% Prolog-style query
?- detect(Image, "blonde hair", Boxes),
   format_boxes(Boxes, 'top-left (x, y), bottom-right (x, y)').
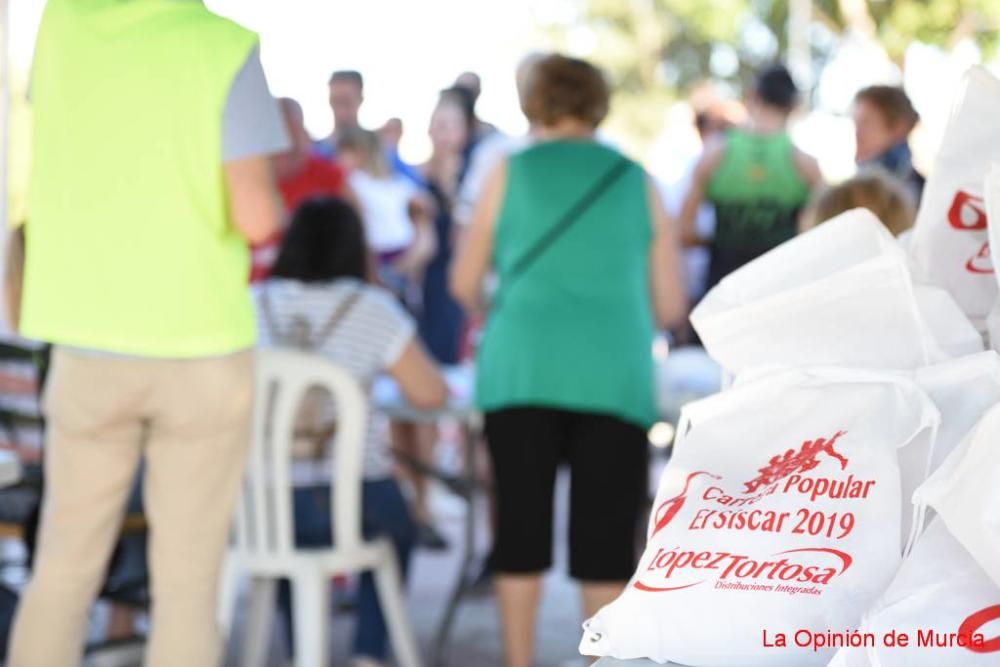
top-left (802, 170), bottom-right (916, 237)
top-left (335, 127), bottom-right (389, 178)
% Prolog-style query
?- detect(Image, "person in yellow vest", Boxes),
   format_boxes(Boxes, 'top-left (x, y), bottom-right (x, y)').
top-left (9, 2), bottom-right (288, 665)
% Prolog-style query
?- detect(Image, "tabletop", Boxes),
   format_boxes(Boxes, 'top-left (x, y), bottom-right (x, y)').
top-left (371, 348), bottom-right (722, 424)
top-left (595, 659), bottom-right (688, 666)
top-left (371, 364), bottom-right (477, 422)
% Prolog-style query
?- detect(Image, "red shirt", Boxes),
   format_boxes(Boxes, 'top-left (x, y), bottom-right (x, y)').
top-left (250, 156), bottom-right (347, 283)
top-left (278, 155), bottom-right (347, 211)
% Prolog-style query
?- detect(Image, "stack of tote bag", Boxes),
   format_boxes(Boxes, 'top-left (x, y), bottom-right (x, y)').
top-left (580, 66), bottom-right (1000, 666)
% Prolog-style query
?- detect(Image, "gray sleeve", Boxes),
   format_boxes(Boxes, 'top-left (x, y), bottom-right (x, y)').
top-left (222, 47), bottom-right (290, 162)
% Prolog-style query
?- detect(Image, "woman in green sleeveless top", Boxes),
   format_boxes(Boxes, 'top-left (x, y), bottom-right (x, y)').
top-left (451, 54), bottom-right (685, 667)
top-left (680, 64), bottom-right (822, 290)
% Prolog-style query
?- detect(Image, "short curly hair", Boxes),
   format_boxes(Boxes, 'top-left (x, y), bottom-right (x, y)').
top-left (520, 54), bottom-right (610, 129)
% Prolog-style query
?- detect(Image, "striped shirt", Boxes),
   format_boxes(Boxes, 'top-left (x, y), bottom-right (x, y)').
top-left (253, 278), bottom-right (414, 480)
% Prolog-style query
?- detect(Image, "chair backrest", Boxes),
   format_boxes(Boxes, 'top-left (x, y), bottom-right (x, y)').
top-left (232, 348), bottom-right (368, 559)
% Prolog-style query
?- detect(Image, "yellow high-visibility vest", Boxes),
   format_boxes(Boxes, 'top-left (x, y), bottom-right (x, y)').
top-left (23, 0), bottom-right (258, 357)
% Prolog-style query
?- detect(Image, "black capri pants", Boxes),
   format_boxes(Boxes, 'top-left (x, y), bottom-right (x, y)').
top-left (484, 406), bottom-right (649, 581)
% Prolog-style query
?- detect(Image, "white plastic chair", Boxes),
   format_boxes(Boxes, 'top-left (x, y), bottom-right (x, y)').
top-left (218, 349), bottom-right (422, 667)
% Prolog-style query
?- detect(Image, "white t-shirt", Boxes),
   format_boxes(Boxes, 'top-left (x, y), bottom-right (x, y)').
top-left (348, 170), bottom-right (419, 254)
top-left (455, 131), bottom-right (529, 226)
top-left (253, 278), bottom-right (415, 480)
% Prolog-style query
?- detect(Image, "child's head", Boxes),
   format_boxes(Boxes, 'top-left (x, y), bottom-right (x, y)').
top-left (270, 197), bottom-right (369, 283)
top-left (335, 127), bottom-right (389, 178)
top-left (801, 169), bottom-right (916, 237)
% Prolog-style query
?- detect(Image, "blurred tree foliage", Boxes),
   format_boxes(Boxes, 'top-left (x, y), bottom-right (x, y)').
top-left (539, 0), bottom-right (999, 156)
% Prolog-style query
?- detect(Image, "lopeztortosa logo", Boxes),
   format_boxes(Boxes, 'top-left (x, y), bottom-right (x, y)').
top-left (634, 546), bottom-right (853, 594)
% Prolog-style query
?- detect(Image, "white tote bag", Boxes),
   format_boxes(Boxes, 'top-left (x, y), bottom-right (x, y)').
top-left (907, 67), bottom-right (1000, 330)
top-left (691, 210), bottom-right (935, 376)
top-left (986, 165), bottom-right (1000, 350)
top-left (828, 518), bottom-right (1000, 667)
top-left (914, 404), bottom-right (1000, 589)
top-left (581, 368), bottom-right (939, 667)
top-left (897, 352), bottom-right (1000, 535)
top-left (913, 285), bottom-right (984, 359)
top-left (988, 300), bottom-right (1000, 353)
top-left (913, 351), bottom-right (1000, 476)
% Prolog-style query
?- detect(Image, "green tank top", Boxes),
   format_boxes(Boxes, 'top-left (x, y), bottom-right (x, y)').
top-left (22, 0), bottom-right (258, 357)
top-left (704, 129), bottom-right (810, 288)
top-left (475, 140), bottom-right (657, 428)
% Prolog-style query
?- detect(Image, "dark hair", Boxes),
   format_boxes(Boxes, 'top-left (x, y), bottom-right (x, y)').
top-left (754, 64), bottom-right (799, 111)
top-left (270, 197), bottom-right (368, 283)
top-left (854, 85), bottom-right (919, 131)
top-left (520, 54), bottom-right (610, 128)
top-left (438, 86), bottom-right (476, 135)
top-left (329, 69), bottom-right (364, 91)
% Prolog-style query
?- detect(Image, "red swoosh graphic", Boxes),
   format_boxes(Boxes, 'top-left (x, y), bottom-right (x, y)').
top-left (633, 580), bottom-right (704, 593)
top-left (774, 547), bottom-right (853, 575)
top-left (959, 604), bottom-right (1000, 653)
top-left (965, 257), bottom-right (995, 274)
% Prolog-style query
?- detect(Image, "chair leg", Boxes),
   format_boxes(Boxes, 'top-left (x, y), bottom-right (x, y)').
top-left (373, 546), bottom-right (423, 667)
top-left (216, 554), bottom-right (240, 636)
top-left (292, 572), bottom-right (329, 667)
top-left (242, 577), bottom-right (277, 667)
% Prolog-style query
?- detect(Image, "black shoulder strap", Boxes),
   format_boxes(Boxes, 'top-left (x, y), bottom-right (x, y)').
top-left (261, 283), bottom-right (363, 351)
top-left (310, 286), bottom-right (364, 349)
top-left (500, 156), bottom-right (632, 299)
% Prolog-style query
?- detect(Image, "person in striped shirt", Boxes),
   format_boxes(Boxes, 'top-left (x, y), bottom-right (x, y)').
top-left (254, 197), bottom-right (447, 667)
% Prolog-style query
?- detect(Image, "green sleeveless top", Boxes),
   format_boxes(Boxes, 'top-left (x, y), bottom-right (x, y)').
top-left (475, 140), bottom-right (656, 428)
top-left (22, 0), bottom-right (258, 357)
top-left (704, 128), bottom-right (810, 288)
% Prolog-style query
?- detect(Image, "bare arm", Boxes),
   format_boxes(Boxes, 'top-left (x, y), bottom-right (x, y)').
top-left (393, 192), bottom-right (438, 279)
top-left (223, 155), bottom-right (283, 244)
top-left (647, 178), bottom-right (688, 329)
top-left (388, 338), bottom-right (449, 410)
top-left (792, 149), bottom-right (824, 233)
top-left (449, 160), bottom-right (507, 313)
top-left (678, 138), bottom-right (725, 247)
top-left (793, 148), bottom-right (824, 190)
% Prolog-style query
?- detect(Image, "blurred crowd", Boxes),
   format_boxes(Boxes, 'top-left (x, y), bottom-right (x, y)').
top-left (5, 3), bottom-right (935, 667)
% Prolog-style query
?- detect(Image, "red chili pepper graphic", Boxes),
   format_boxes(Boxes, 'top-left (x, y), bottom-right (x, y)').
top-left (651, 471), bottom-right (720, 537)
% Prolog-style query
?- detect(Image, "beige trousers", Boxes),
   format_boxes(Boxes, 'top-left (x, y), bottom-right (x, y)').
top-left (8, 347), bottom-right (254, 667)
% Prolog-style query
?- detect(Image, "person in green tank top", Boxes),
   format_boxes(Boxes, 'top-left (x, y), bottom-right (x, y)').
top-left (451, 54), bottom-right (685, 667)
top-left (680, 64), bottom-right (823, 290)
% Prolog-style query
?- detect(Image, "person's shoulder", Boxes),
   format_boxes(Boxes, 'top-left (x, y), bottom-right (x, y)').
top-left (173, 2), bottom-right (257, 43)
top-left (392, 172), bottom-right (424, 195)
top-left (254, 278), bottom-right (306, 303)
top-left (690, 134), bottom-right (728, 182)
top-left (353, 284), bottom-right (416, 329)
top-left (347, 168), bottom-right (373, 188)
